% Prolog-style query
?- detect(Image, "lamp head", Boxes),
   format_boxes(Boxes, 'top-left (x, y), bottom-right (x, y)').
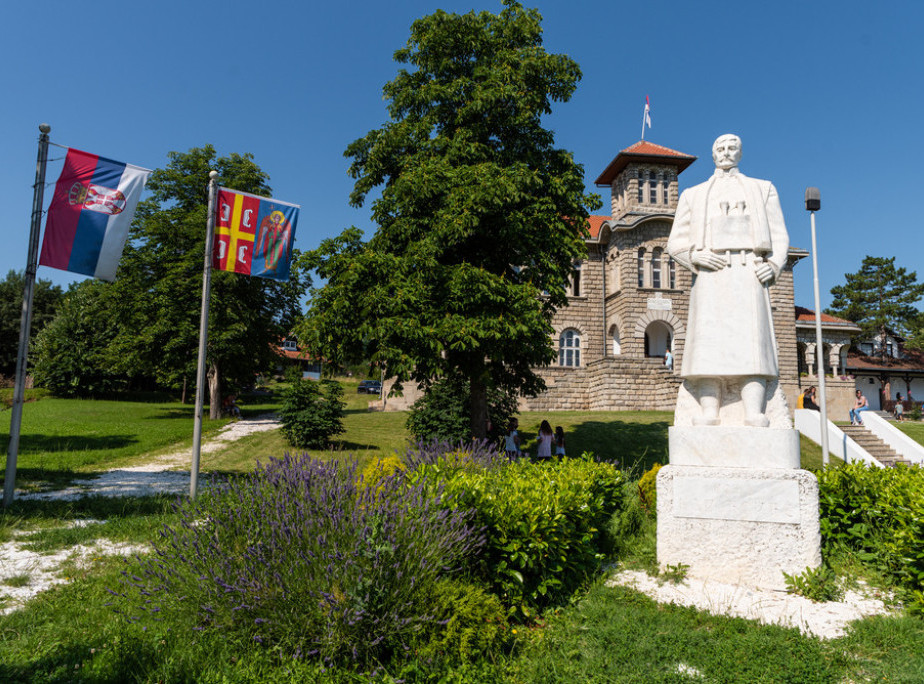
top-left (805, 187), bottom-right (821, 212)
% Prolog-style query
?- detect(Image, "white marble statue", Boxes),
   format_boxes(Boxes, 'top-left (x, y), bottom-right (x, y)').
top-left (667, 134), bottom-right (789, 427)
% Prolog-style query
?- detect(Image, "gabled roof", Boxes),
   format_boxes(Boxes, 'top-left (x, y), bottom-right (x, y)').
top-left (595, 141), bottom-right (697, 186)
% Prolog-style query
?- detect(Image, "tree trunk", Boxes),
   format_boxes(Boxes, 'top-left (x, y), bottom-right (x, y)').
top-left (469, 369), bottom-right (488, 441)
top-left (181, 376), bottom-right (187, 405)
top-left (208, 362), bottom-right (221, 420)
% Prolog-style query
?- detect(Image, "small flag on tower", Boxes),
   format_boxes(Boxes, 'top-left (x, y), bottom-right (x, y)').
top-left (213, 188), bottom-right (299, 281)
top-left (641, 95), bottom-right (652, 140)
top-left (39, 148), bottom-right (150, 281)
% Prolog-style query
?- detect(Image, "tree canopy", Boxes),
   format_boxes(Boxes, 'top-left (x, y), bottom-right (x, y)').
top-left (826, 256), bottom-right (924, 359)
top-left (298, 1), bottom-right (598, 438)
top-left (0, 270), bottom-right (62, 377)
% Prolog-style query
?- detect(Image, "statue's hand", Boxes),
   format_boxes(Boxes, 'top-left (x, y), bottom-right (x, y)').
top-left (755, 261), bottom-right (776, 284)
top-left (691, 250), bottom-right (727, 271)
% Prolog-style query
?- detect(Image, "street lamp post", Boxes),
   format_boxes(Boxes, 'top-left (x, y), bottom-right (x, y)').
top-left (806, 187), bottom-right (829, 466)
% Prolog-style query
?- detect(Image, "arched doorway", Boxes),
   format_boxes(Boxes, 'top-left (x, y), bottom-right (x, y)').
top-left (645, 320), bottom-right (673, 359)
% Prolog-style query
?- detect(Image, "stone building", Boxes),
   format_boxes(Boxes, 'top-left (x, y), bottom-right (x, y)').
top-left (521, 140), bottom-right (808, 412)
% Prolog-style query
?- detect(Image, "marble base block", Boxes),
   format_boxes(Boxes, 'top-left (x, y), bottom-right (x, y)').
top-left (669, 426), bottom-right (801, 469)
top-left (656, 464), bottom-right (821, 590)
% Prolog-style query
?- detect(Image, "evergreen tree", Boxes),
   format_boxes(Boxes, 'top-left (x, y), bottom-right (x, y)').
top-left (826, 256), bottom-right (924, 360)
top-left (299, 1), bottom-right (598, 439)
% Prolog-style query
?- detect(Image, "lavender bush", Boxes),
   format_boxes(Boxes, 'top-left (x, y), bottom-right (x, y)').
top-left (114, 453), bottom-right (483, 667)
top-left (402, 438), bottom-right (508, 473)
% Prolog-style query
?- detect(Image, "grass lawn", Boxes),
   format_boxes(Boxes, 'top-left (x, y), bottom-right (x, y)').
top-left (896, 420), bottom-right (924, 447)
top-left (0, 397), bottom-right (238, 491)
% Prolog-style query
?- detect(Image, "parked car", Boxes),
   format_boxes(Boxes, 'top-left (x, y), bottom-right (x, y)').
top-left (357, 380), bottom-right (382, 395)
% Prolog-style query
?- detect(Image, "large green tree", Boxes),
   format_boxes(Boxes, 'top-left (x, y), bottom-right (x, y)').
top-left (826, 256), bottom-right (924, 360)
top-left (298, 1), bottom-right (598, 438)
top-left (32, 280), bottom-right (125, 396)
top-left (101, 146), bottom-right (304, 414)
top-left (0, 270), bottom-right (63, 377)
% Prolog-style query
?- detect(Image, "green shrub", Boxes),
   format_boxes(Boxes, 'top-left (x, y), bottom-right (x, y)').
top-left (413, 578), bottom-right (508, 665)
top-left (783, 564), bottom-right (843, 602)
top-left (406, 376), bottom-right (518, 444)
top-left (637, 463), bottom-right (662, 513)
top-left (278, 378), bottom-right (345, 448)
top-left (359, 454), bottom-right (405, 491)
top-left (817, 463), bottom-right (924, 610)
top-left (408, 453), bottom-right (626, 619)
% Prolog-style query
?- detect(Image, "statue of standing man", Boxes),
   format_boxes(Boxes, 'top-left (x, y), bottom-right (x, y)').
top-left (667, 134), bottom-right (789, 427)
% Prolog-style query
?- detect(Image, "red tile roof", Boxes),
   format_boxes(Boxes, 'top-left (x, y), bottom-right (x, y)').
top-left (793, 306), bottom-right (860, 327)
top-left (595, 140), bottom-right (697, 186)
top-left (587, 215), bottom-right (608, 239)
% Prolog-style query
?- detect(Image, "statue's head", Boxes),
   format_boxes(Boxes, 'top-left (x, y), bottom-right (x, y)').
top-left (712, 134), bottom-right (742, 170)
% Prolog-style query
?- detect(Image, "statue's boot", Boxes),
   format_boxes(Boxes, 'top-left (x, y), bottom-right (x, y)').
top-left (742, 377), bottom-right (770, 428)
top-left (693, 379), bottom-right (720, 426)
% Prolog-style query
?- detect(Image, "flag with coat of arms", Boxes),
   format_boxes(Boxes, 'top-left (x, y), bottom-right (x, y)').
top-left (213, 188), bottom-right (299, 281)
top-left (39, 148), bottom-right (150, 281)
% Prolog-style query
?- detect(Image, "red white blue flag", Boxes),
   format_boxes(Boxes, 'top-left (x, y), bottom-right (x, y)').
top-left (39, 148), bottom-right (150, 281)
top-left (213, 187), bottom-right (299, 282)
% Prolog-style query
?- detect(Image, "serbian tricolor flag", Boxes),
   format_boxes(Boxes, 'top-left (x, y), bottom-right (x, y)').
top-left (39, 148), bottom-right (150, 281)
top-left (213, 188), bottom-right (299, 282)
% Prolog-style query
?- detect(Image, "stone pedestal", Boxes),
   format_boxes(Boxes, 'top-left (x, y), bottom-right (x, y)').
top-left (656, 426), bottom-right (821, 590)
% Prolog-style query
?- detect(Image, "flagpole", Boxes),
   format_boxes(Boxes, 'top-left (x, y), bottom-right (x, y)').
top-left (190, 171), bottom-right (219, 499)
top-left (4, 124), bottom-right (52, 508)
top-left (641, 107), bottom-right (647, 141)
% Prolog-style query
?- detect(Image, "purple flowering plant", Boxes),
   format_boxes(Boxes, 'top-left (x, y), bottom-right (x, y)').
top-left (113, 451), bottom-right (483, 667)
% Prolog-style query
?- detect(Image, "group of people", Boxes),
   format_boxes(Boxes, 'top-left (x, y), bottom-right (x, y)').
top-left (798, 386), bottom-right (820, 411)
top-left (504, 418), bottom-right (565, 461)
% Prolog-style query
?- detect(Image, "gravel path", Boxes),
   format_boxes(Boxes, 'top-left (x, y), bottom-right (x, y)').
top-left (1, 414), bottom-right (282, 612)
top-left (608, 569), bottom-right (896, 640)
top-left (15, 412), bottom-right (281, 501)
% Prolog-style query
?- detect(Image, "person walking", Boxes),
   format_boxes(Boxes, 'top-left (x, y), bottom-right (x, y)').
top-left (849, 389), bottom-right (869, 425)
top-left (664, 350), bottom-right (673, 371)
top-left (537, 420), bottom-right (554, 459)
top-left (554, 426), bottom-right (566, 456)
top-left (895, 393), bottom-right (905, 422)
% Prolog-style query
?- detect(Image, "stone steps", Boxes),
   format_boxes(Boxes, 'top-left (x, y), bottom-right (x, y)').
top-left (840, 424), bottom-right (911, 467)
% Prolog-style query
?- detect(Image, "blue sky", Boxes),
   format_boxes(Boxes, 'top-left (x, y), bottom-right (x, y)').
top-left (1, 0), bottom-right (921, 312)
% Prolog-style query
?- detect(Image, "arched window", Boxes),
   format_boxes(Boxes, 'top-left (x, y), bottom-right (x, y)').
top-left (559, 329), bottom-right (581, 367)
top-left (668, 256), bottom-right (676, 289)
top-left (651, 248), bottom-right (663, 289)
top-left (610, 324), bottom-right (621, 355)
top-left (637, 248), bottom-right (646, 287)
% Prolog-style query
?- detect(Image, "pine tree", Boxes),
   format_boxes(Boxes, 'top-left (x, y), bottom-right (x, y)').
top-left (826, 256), bottom-right (924, 360)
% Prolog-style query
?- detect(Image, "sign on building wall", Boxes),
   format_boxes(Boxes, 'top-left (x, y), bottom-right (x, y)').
top-left (647, 297), bottom-right (673, 311)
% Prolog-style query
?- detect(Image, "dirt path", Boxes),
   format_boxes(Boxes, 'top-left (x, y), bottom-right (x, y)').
top-left (16, 412), bottom-right (282, 501)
